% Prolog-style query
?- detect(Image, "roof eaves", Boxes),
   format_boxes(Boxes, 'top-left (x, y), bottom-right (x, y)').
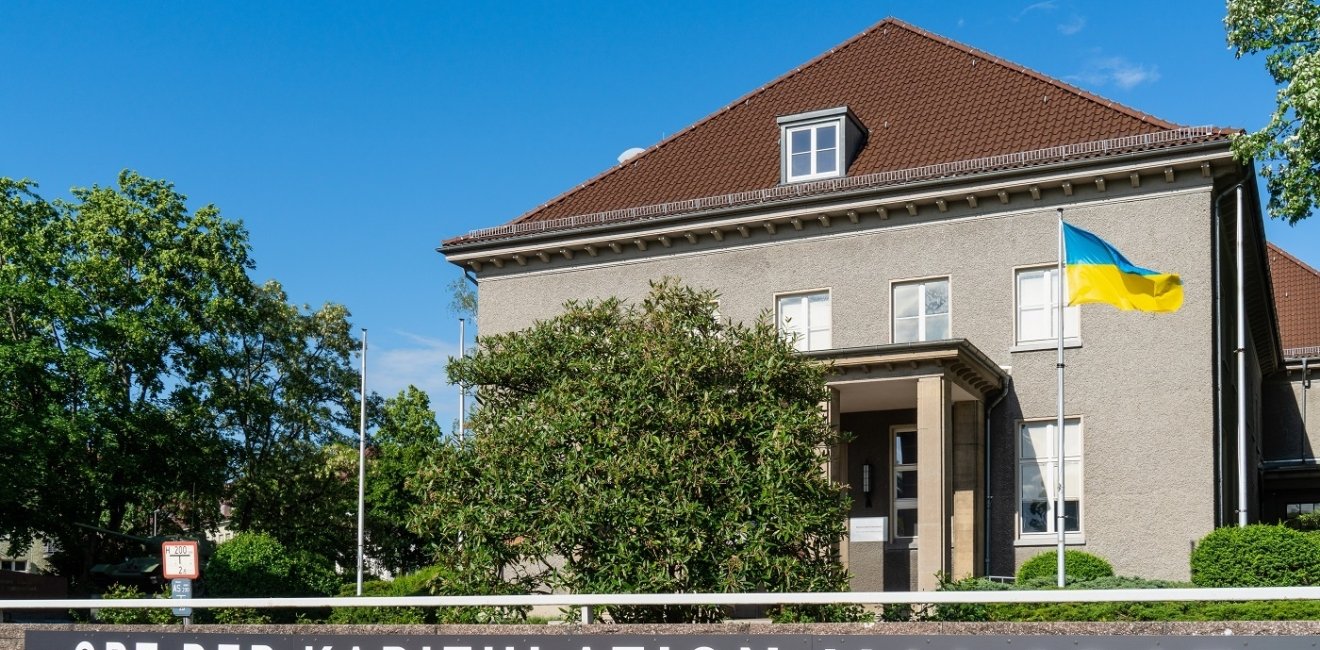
top-left (442, 128), bottom-right (1233, 249)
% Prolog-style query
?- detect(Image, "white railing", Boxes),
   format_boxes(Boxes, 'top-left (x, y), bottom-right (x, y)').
top-left (1286, 346), bottom-right (1320, 360)
top-left (4, 587), bottom-right (1320, 610)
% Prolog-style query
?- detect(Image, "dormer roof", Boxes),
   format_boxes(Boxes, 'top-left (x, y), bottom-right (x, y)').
top-left (446, 17), bottom-right (1232, 247)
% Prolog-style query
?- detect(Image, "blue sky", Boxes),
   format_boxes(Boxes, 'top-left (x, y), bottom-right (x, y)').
top-left (4, 1), bottom-right (1316, 430)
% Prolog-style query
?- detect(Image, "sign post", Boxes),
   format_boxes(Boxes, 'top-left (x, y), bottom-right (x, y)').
top-left (161, 541), bottom-right (199, 624)
top-left (168, 578), bottom-right (192, 620)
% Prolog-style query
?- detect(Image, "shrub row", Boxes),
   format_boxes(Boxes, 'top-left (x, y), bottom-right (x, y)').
top-left (94, 524), bottom-right (1320, 624)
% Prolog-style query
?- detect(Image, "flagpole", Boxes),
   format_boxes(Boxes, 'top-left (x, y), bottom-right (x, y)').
top-left (356, 328), bottom-right (367, 596)
top-left (1056, 207), bottom-right (1066, 588)
top-left (458, 317), bottom-right (466, 443)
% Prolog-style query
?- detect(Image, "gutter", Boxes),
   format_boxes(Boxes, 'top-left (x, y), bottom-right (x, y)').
top-left (1212, 180), bottom-right (1244, 528)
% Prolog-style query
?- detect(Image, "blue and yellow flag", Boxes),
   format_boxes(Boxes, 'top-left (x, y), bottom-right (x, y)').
top-left (1063, 222), bottom-right (1183, 312)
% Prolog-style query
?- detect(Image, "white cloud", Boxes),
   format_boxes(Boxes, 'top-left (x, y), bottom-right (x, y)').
top-left (1068, 56), bottom-right (1161, 90)
top-left (1022, 1), bottom-right (1057, 13)
top-left (1057, 15), bottom-right (1086, 35)
top-left (369, 331), bottom-right (460, 410)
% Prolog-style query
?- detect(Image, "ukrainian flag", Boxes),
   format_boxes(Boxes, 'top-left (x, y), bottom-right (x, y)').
top-left (1063, 222), bottom-right (1183, 312)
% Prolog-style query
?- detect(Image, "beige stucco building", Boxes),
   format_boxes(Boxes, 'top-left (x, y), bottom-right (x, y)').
top-left (441, 18), bottom-right (1301, 590)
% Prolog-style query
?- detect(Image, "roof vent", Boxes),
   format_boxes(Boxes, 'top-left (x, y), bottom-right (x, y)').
top-left (617, 147), bottom-right (646, 164)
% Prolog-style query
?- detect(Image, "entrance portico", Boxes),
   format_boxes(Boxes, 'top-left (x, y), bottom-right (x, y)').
top-left (807, 340), bottom-right (1007, 591)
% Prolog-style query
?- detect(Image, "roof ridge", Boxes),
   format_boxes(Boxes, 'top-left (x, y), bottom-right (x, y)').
top-left (1269, 242), bottom-right (1320, 282)
top-left (883, 17), bottom-right (1180, 131)
top-left (508, 17), bottom-right (902, 226)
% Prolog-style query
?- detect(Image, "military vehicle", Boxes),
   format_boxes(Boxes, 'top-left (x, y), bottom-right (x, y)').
top-left (75, 523), bottom-right (214, 590)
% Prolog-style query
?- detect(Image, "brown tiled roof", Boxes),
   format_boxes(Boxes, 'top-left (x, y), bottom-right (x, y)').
top-left (1268, 243), bottom-right (1320, 356)
top-left (450, 17), bottom-right (1231, 246)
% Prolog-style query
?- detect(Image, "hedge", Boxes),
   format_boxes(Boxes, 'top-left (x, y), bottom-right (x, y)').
top-left (1016, 550), bottom-right (1114, 584)
top-left (1190, 524), bottom-right (1320, 587)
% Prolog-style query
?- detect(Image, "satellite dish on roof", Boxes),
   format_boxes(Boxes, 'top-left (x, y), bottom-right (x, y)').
top-left (617, 147), bottom-right (646, 164)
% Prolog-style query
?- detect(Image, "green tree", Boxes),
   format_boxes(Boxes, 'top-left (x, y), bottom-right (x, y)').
top-left (412, 280), bottom-right (852, 623)
top-left (367, 386), bottom-right (442, 575)
top-left (1227, 0), bottom-right (1320, 223)
top-left (0, 172), bottom-right (370, 587)
top-left (447, 276), bottom-right (477, 320)
top-left (0, 172), bottom-right (248, 585)
top-left (195, 279), bottom-right (367, 565)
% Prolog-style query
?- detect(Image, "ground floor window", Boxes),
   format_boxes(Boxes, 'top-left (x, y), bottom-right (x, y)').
top-left (1287, 502), bottom-right (1320, 519)
top-left (1018, 417), bottom-right (1082, 536)
top-left (893, 426), bottom-right (917, 538)
top-left (0, 559), bottom-right (28, 572)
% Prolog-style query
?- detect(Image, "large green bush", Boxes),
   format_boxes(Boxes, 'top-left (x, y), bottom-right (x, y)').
top-left (417, 281), bottom-right (854, 623)
top-left (203, 532), bottom-right (343, 623)
top-left (1191, 524), bottom-right (1320, 587)
top-left (1016, 550), bottom-right (1114, 584)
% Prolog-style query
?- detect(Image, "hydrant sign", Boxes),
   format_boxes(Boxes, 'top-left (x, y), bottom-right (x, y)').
top-left (160, 540), bottom-right (199, 579)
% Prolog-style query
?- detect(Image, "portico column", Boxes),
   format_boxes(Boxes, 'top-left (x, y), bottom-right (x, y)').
top-left (916, 375), bottom-right (952, 590)
top-left (951, 399), bottom-right (985, 579)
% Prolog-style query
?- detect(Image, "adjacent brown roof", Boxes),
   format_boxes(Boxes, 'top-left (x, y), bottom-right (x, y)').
top-left (448, 17), bottom-right (1231, 247)
top-left (1268, 243), bottom-right (1320, 356)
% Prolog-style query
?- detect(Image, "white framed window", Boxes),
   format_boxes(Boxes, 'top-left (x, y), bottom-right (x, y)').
top-left (778, 106), bottom-right (864, 184)
top-left (892, 426), bottom-right (918, 539)
top-left (784, 121), bottom-right (841, 182)
top-left (1016, 267), bottom-right (1080, 344)
top-left (892, 278), bottom-right (950, 343)
top-left (776, 291), bottom-right (831, 351)
top-left (1018, 418), bottom-right (1082, 537)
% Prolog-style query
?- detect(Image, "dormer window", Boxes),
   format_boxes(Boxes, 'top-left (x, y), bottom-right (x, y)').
top-left (777, 106), bottom-right (866, 184)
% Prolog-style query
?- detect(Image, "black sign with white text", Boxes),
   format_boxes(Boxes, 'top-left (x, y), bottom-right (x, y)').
top-left (22, 631), bottom-right (1318, 650)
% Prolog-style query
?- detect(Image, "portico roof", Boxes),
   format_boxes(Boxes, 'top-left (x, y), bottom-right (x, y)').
top-left (803, 339), bottom-right (1007, 404)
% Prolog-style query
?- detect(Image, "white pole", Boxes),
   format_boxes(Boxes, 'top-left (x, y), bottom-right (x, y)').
top-left (1056, 207), bottom-right (1067, 587)
top-left (458, 318), bottom-right (466, 443)
top-left (1236, 186), bottom-right (1248, 527)
top-left (356, 328), bottom-right (367, 595)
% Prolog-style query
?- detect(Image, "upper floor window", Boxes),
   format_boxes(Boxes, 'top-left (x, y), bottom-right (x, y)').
top-left (1016, 267), bottom-right (1079, 345)
top-left (777, 107), bottom-right (866, 184)
top-left (893, 278), bottom-right (950, 343)
top-left (777, 291), bottom-right (831, 352)
top-left (786, 123), bottom-right (839, 182)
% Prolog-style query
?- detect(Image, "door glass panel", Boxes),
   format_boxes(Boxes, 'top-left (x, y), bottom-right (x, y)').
top-left (895, 430), bottom-right (917, 465)
top-left (895, 508), bottom-right (918, 538)
top-left (894, 470), bottom-right (918, 500)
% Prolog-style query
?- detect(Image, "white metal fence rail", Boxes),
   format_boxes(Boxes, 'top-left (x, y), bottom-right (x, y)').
top-left (5, 587), bottom-right (1320, 610)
